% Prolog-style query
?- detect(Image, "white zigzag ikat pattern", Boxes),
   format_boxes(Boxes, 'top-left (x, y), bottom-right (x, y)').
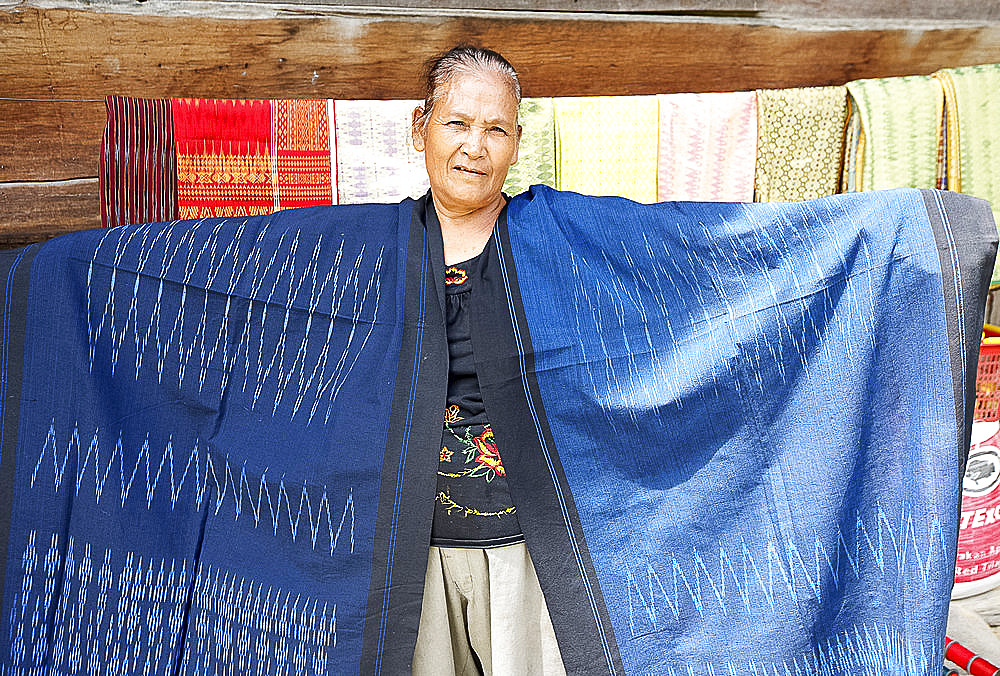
top-left (623, 506), bottom-right (950, 650)
top-left (31, 423), bottom-right (356, 556)
top-left (85, 218), bottom-right (384, 425)
top-left (10, 531), bottom-right (337, 675)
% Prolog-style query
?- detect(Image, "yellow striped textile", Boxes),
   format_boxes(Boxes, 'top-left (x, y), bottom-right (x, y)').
top-left (935, 64), bottom-right (1000, 281)
top-left (554, 96), bottom-right (659, 203)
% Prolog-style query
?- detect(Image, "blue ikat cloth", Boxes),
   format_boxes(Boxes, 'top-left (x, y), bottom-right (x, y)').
top-left (0, 187), bottom-right (993, 675)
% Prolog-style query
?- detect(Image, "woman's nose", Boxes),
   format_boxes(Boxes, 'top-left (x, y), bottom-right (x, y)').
top-left (461, 128), bottom-right (486, 157)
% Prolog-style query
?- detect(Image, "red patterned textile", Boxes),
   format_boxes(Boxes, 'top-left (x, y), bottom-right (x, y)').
top-left (100, 96), bottom-right (178, 228)
top-left (172, 98), bottom-right (336, 219)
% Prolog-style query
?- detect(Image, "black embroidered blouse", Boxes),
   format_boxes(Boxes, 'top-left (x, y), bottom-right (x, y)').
top-left (429, 240), bottom-right (524, 548)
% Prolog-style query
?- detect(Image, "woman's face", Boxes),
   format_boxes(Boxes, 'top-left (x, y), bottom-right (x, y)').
top-left (412, 70), bottom-right (521, 216)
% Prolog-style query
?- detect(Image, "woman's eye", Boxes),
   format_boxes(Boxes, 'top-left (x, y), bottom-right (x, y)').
top-left (447, 120), bottom-right (467, 127)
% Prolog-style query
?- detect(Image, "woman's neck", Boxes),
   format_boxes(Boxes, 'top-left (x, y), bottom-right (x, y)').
top-left (435, 194), bottom-right (506, 265)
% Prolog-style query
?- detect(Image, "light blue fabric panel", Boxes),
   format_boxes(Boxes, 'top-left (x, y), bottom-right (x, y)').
top-left (506, 186), bottom-right (957, 674)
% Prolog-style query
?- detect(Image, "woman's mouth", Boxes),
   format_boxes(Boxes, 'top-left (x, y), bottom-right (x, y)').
top-left (454, 165), bottom-right (487, 176)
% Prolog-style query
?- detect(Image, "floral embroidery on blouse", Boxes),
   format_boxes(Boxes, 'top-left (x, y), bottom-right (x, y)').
top-left (434, 409), bottom-right (520, 533)
top-left (440, 422), bottom-right (506, 483)
top-left (445, 266), bottom-right (468, 286)
top-left (436, 487), bottom-right (517, 519)
top-left (472, 428), bottom-right (505, 478)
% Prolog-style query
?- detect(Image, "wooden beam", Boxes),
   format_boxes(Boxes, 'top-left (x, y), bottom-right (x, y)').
top-left (31, 0), bottom-right (1000, 21)
top-left (252, 0), bottom-right (1000, 20)
top-left (0, 100), bottom-right (105, 183)
top-left (2, 7), bottom-right (999, 101)
top-left (3, 4), bottom-right (999, 249)
top-left (0, 180), bottom-right (101, 249)
top-left (259, 0), bottom-right (762, 13)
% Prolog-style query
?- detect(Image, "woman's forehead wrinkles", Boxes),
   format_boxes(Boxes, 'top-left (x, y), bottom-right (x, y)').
top-left (433, 102), bottom-right (517, 128)
top-left (435, 76), bottom-right (518, 116)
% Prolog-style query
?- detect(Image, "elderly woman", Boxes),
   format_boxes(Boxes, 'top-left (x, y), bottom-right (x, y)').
top-left (409, 46), bottom-right (566, 675)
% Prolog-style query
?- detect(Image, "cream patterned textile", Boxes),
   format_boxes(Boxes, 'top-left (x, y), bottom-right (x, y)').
top-left (335, 99), bottom-right (430, 203)
top-left (656, 91), bottom-right (757, 202)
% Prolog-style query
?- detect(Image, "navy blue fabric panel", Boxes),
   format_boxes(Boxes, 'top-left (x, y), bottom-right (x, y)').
top-left (920, 190), bottom-right (998, 475)
top-left (504, 186), bottom-right (967, 674)
top-left (1, 203), bottom-right (409, 674)
top-left (361, 194), bottom-right (448, 675)
top-left (475, 212), bottom-right (625, 675)
top-left (0, 245), bottom-right (40, 609)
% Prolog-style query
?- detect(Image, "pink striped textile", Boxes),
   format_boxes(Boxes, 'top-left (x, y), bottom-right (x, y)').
top-left (656, 91), bottom-right (757, 202)
top-left (100, 96), bottom-right (178, 228)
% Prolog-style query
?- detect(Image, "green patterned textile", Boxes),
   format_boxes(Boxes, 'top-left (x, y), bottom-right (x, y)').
top-left (845, 75), bottom-right (942, 191)
top-left (504, 97), bottom-right (556, 196)
top-left (936, 64), bottom-right (1000, 281)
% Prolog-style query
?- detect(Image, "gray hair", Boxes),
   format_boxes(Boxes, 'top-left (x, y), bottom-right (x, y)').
top-left (415, 45), bottom-right (521, 131)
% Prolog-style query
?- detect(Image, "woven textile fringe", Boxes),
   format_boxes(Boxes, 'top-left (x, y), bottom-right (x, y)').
top-left (172, 98), bottom-right (335, 219)
top-left (754, 86), bottom-right (847, 202)
top-left (934, 74), bottom-right (955, 192)
top-left (100, 96), bottom-right (178, 228)
top-left (503, 98), bottom-right (556, 197)
top-left (935, 63), bottom-right (1000, 281)
top-left (656, 91), bottom-right (757, 202)
top-left (334, 99), bottom-right (429, 203)
top-left (843, 76), bottom-right (943, 191)
top-left (554, 96), bottom-right (659, 203)
top-left (840, 97), bottom-right (866, 194)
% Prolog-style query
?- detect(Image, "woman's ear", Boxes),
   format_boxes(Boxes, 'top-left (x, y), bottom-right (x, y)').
top-left (511, 124), bottom-right (523, 165)
top-left (412, 107), bottom-right (426, 152)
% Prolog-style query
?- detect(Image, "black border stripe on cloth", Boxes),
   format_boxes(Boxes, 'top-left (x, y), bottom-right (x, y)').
top-left (473, 209), bottom-right (625, 676)
top-left (0, 244), bottom-right (40, 605)
top-left (920, 189), bottom-right (997, 479)
top-left (362, 196), bottom-right (448, 675)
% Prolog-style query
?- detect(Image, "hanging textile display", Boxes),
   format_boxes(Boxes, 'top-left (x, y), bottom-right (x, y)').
top-left (100, 95), bottom-right (178, 228)
top-left (656, 91), bottom-right (757, 202)
top-left (172, 98), bottom-right (336, 218)
top-left (753, 86), bottom-right (847, 202)
top-left (843, 75), bottom-right (943, 192)
top-left (334, 99), bottom-right (430, 203)
top-left (503, 97), bottom-right (556, 196)
top-left (0, 185), bottom-right (993, 674)
top-left (934, 64), bottom-right (1000, 281)
top-left (554, 96), bottom-right (659, 203)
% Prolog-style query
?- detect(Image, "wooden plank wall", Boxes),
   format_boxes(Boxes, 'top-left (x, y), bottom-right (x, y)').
top-left (2, 0), bottom-right (1000, 249)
